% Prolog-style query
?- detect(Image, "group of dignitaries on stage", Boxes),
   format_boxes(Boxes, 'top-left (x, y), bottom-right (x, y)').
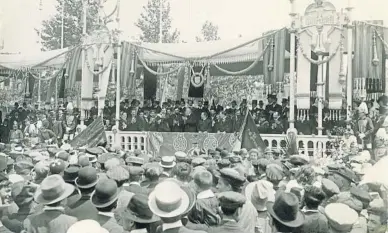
top-left (113, 94), bottom-right (289, 134)
top-left (0, 143), bottom-right (386, 233)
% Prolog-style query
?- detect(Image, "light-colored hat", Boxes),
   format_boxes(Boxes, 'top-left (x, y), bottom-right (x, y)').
top-left (358, 102), bottom-right (368, 114)
top-left (148, 181), bottom-right (189, 218)
top-left (159, 156), bottom-right (176, 169)
top-left (34, 175), bottom-right (75, 205)
top-left (8, 174), bottom-right (24, 184)
top-left (325, 203), bottom-right (358, 232)
top-left (67, 220), bottom-right (108, 233)
top-left (245, 180), bottom-right (275, 211)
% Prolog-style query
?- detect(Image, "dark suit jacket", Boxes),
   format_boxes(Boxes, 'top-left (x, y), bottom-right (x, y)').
top-left (156, 225), bottom-right (207, 233)
top-left (124, 183), bottom-right (148, 196)
top-left (95, 212), bottom-right (125, 233)
top-left (184, 114), bottom-right (197, 132)
top-left (197, 119), bottom-right (212, 132)
top-left (208, 221), bottom-right (248, 233)
top-left (24, 208), bottom-right (77, 233)
top-left (65, 195), bottom-right (99, 221)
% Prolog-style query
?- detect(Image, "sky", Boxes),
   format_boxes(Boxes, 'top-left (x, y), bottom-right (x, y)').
top-left (0, 0), bottom-right (388, 54)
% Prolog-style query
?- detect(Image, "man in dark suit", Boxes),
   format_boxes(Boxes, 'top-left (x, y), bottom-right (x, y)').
top-left (170, 108), bottom-right (184, 132)
top-left (214, 111), bottom-right (233, 133)
top-left (265, 94), bottom-right (282, 121)
top-left (183, 108), bottom-right (197, 132)
top-left (124, 166), bottom-right (148, 196)
top-left (24, 175), bottom-right (77, 233)
top-left (126, 109), bottom-right (142, 131)
top-left (197, 112), bottom-right (212, 133)
top-left (66, 167), bottom-right (99, 221)
top-left (91, 179), bottom-right (126, 233)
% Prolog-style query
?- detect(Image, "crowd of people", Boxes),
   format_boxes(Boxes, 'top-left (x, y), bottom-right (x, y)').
top-left (0, 93), bottom-right (386, 233)
top-left (0, 133), bottom-right (386, 233)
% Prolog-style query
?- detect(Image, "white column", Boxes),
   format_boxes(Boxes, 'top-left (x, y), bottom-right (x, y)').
top-left (289, 0), bottom-right (296, 129)
top-left (317, 55), bottom-right (324, 135)
top-left (80, 0), bottom-right (87, 126)
top-left (346, 0), bottom-right (354, 120)
top-left (115, 0), bottom-right (122, 148)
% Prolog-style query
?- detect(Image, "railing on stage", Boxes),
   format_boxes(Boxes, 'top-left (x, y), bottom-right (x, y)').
top-left (105, 131), bottom-right (333, 156)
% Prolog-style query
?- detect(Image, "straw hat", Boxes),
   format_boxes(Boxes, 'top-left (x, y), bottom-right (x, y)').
top-left (67, 220), bottom-right (108, 233)
top-left (148, 181), bottom-right (189, 218)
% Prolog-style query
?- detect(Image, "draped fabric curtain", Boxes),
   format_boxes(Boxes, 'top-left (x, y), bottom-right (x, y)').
top-left (296, 32), bottom-right (312, 109)
top-left (25, 74), bottom-right (35, 99)
top-left (66, 47), bottom-right (82, 93)
top-left (353, 21), bottom-right (385, 99)
top-left (176, 66), bottom-right (186, 100)
top-left (120, 42), bottom-right (133, 92)
top-left (262, 31), bottom-right (274, 86)
top-left (273, 28), bottom-right (287, 86)
top-left (353, 21), bottom-right (372, 95)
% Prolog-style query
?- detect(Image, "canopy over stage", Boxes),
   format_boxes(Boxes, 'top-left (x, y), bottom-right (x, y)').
top-left (0, 48), bottom-right (71, 71)
top-left (0, 21), bottom-right (388, 110)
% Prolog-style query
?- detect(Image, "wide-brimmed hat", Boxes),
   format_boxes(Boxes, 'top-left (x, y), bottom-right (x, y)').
top-left (245, 180), bottom-right (275, 211)
top-left (116, 194), bottom-right (160, 224)
top-left (75, 167), bottom-right (99, 189)
top-left (148, 181), bottom-right (189, 218)
top-left (267, 192), bottom-right (304, 228)
top-left (34, 174), bottom-right (75, 205)
top-left (159, 156), bottom-right (176, 168)
top-left (325, 203), bottom-right (358, 232)
top-left (67, 220), bottom-right (108, 233)
top-left (91, 179), bottom-right (118, 208)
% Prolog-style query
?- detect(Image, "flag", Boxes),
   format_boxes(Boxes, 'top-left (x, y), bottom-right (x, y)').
top-left (70, 117), bottom-right (107, 148)
top-left (237, 111), bottom-right (266, 151)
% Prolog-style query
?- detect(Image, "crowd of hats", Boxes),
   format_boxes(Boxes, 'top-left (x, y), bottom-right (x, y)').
top-left (0, 139), bottom-right (386, 233)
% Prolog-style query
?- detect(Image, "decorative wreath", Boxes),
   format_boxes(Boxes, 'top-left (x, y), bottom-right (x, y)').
top-left (191, 73), bottom-right (204, 88)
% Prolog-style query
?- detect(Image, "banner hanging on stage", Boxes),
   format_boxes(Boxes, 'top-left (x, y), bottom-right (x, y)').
top-left (147, 132), bottom-right (238, 157)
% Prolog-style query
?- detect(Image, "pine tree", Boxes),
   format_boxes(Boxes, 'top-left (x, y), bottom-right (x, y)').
top-left (196, 21), bottom-right (221, 42)
top-left (36, 0), bottom-right (99, 51)
top-left (135, 0), bottom-right (180, 43)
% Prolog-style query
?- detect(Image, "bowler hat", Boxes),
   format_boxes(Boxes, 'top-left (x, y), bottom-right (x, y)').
top-left (34, 175), bottom-right (75, 205)
top-left (63, 166), bottom-right (80, 183)
top-left (116, 194), bottom-right (160, 223)
top-left (91, 179), bottom-right (118, 208)
top-left (75, 167), bottom-right (99, 189)
top-left (267, 192), bottom-right (304, 228)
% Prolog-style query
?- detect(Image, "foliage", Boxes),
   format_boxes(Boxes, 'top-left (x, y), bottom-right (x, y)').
top-left (196, 21), bottom-right (221, 42)
top-left (36, 0), bottom-right (99, 50)
top-left (135, 0), bottom-right (180, 43)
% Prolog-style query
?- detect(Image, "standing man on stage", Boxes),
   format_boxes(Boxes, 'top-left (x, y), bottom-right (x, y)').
top-left (64, 108), bottom-right (77, 142)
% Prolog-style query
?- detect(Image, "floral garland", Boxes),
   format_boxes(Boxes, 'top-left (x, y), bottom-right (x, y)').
top-left (374, 28), bottom-right (388, 50)
top-left (137, 54), bottom-right (184, 76)
top-left (296, 31), bottom-right (343, 65)
top-left (84, 45), bottom-right (114, 75)
top-left (213, 39), bottom-right (272, 75)
top-left (28, 48), bottom-right (74, 81)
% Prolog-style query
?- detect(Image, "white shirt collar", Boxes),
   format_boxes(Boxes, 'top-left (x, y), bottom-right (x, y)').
top-left (162, 220), bottom-right (183, 231)
top-left (129, 181), bottom-right (141, 186)
top-left (43, 206), bottom-right (65, 212)
top-left (98, 212), bottom-right (114, 218)
top-left (197, 189), bottom-right (215, 200)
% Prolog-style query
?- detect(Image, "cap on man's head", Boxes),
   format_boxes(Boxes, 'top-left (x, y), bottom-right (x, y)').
top-left (218, 191), bottom-right (246, 209)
